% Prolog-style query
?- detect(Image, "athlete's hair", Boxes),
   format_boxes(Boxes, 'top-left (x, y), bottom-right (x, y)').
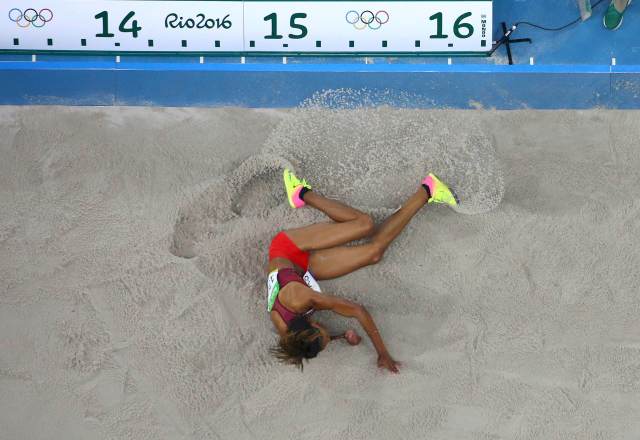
top-left (270, 317), bottom-right (321, 371)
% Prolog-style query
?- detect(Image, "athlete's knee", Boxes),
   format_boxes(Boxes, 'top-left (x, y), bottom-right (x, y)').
top-left (356, 214), bottom-right (375, 236)
top-left (367, 242), bottom-right (385, 265)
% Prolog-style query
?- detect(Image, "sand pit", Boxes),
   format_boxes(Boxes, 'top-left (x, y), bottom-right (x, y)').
top-left (1, 105), bottom-right (639, 439)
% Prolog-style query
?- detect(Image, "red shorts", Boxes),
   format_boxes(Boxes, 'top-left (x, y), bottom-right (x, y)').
top-left (268, 232), bottom-right (309, 271)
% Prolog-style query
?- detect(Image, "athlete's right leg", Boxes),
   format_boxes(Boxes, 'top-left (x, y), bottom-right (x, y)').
top-left (280, 168), bottom-right (374, 252)
top-left (283, 191), bottom-right (374, 252)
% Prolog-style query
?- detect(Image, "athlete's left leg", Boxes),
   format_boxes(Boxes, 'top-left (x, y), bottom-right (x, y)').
top-left (308, 188), bottom-right (429, 280)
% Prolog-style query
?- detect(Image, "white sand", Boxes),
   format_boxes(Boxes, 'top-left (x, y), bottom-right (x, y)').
top-left (1, 104), bottom-right (639, 439)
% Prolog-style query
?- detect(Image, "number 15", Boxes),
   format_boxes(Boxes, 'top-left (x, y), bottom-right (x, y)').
top-left (264, 12), bottom-right (308, 40)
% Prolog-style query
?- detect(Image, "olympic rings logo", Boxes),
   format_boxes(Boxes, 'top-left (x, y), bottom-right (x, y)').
top-left (8, 8), bottom-right (53, 28)
top-left (345, 10), bottom-right (389, 30)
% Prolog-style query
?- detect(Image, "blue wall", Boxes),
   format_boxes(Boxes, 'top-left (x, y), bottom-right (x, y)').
top-left (0, 60), bottom-right (638, 109)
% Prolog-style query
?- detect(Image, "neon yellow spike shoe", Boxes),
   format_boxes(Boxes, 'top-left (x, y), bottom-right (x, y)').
top-left (283, 168), bottom-right (312, 208)
top-left (422, 173), bottom-right (459, 206)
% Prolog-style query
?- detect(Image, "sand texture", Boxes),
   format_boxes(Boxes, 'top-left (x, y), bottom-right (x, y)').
top-left (1, 104), bottom-right (639, 440)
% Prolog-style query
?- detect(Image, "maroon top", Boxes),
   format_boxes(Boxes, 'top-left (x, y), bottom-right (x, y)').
top-left (272, 268), bottom-right (315, 327)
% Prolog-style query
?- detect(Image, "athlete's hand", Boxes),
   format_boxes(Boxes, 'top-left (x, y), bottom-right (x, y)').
top-left (345, 329), bottom-right (361, 346)
top-left (377, 354), bottom-right (401, 373)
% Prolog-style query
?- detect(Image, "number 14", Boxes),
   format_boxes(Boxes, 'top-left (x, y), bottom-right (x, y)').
top-left (95, 11), bottom-right (142, 38)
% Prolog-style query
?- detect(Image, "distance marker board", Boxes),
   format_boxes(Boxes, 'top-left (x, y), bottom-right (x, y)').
top-left (2, 1), bottom-right (492, 55)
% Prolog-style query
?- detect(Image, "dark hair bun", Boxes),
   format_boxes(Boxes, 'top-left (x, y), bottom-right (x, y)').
top-left (304, 338), bottom-right (321, 359)
top-left (289, 316), bottom-right (313, 332)
top-left (289, 316), bottom-right (320, 359)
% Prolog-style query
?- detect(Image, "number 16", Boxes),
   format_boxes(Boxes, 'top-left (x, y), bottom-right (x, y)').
top-left (429, 11), bottom-right (474, 39)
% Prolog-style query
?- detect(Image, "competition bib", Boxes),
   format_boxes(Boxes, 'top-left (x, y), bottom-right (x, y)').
top-left (303, 271), bottom-right (321, 293)
top-left (266, 270), bottom-right (321, 311)
top-left (266, 270), bottom-right (280, 312)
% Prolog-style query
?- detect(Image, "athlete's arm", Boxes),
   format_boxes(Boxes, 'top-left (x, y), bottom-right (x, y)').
top-left (308, 291), bottom-right (400, 373)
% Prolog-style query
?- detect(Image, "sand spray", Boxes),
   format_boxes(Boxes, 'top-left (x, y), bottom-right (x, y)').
top-left (173, 88), bottom-right (505, 265)
top-left (263, 89), bottom-right (505, 216)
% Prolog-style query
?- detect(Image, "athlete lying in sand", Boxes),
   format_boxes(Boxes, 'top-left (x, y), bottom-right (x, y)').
top-left (267, 169), bottom-right (458, 373)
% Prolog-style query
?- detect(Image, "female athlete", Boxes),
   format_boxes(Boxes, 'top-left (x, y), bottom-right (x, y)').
top-left (267, 169), bottom-right (458, 373)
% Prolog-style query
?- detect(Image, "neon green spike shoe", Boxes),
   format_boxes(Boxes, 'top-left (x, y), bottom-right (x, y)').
top-left (422, 173), bottom-right (459, 207)
top-left (283, 168), bottom-right (311, 208)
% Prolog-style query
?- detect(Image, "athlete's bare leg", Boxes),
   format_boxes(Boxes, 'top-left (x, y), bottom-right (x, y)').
top-left (283, 191), bottom-right (374, 251)
top-left (308, 188), bottom-right (429, 279)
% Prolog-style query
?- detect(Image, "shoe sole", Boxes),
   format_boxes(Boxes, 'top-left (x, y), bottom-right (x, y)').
top-left (604, 0), bottom-right (631, 30)
top-left (430, 173), bottom-right (460, 206)
top-left (604, 13), bottom-right (624, 30)
top-left (451, 189), bottom-right (460, 206)
top-left (283, 169), bottom-right (295, 208)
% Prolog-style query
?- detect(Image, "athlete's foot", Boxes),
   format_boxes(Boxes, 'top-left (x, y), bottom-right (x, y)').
top-left (422, 173), bottom-right (459, 207)
top-left (283, 168), bottom-right (312, 208)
